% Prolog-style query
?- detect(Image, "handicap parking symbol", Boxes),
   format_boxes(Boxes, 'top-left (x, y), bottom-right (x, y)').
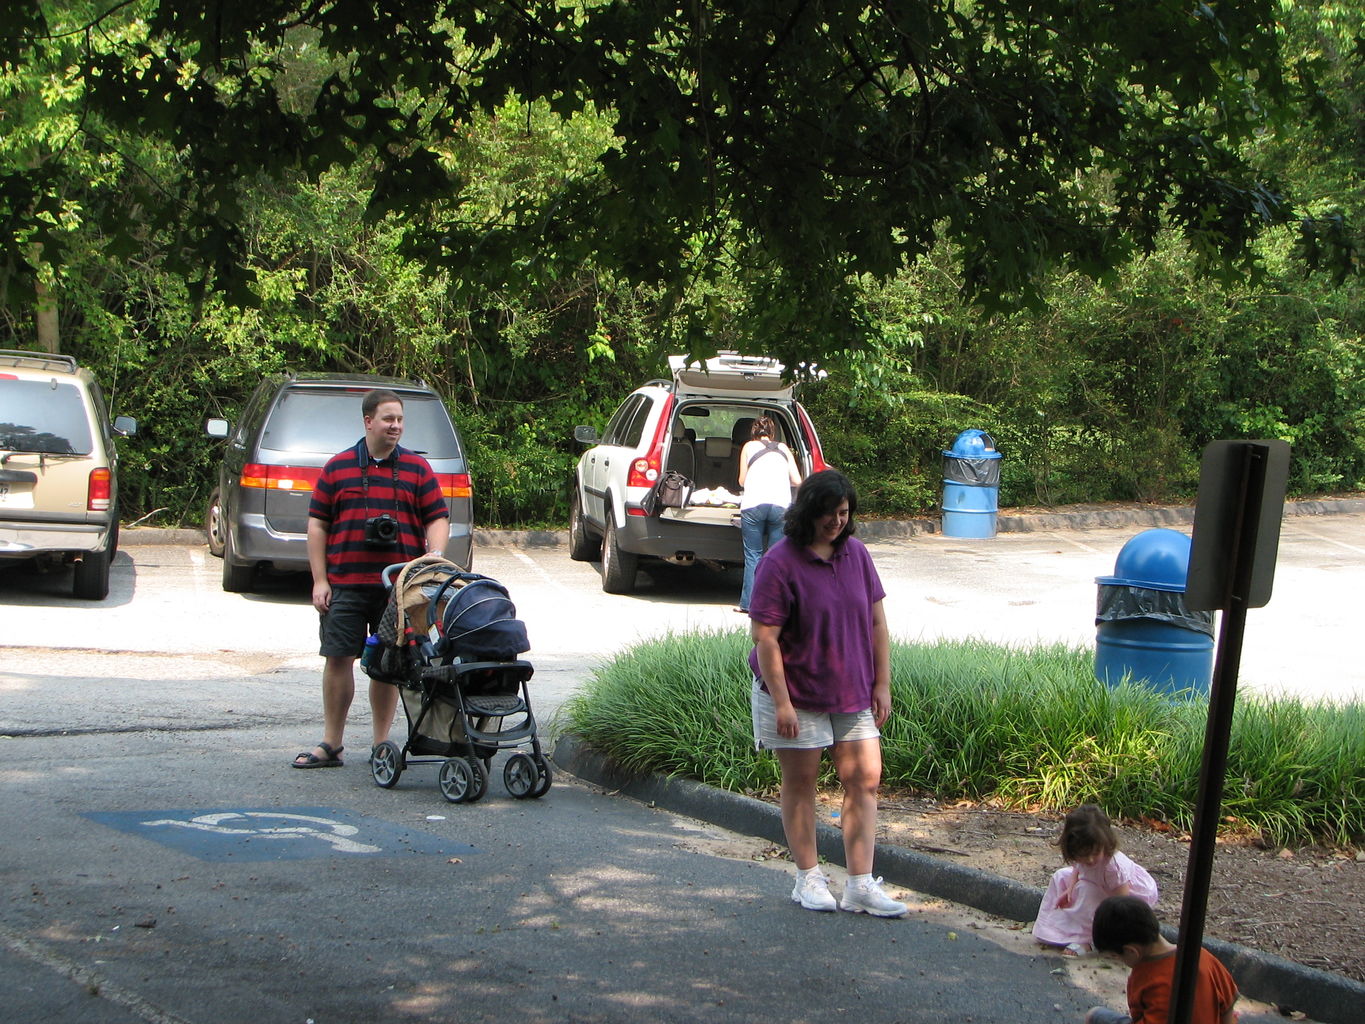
top-left (83, 806), bottom-right (480, 863)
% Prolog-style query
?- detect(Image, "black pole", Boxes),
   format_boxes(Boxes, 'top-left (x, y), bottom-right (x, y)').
top-left (1168, 444), bottom-right (1267, 1024)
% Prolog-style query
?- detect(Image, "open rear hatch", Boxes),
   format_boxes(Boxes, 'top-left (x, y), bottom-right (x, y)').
top-left (669, 353), bottom-right (794, 400)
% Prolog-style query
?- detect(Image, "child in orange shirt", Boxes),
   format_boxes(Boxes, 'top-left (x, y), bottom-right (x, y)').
top-left (1084, 896), bottom-right (1238, 1024)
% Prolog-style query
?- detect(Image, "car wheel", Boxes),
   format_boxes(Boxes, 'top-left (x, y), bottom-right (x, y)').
top-left (221, 528), bottom-right (255, 593)
top-left (567, 488), bottom-right (596, 562)
top-left (600, 508), bottom-right (639, 594)
top-left (72, 540), bottom-right (112, 601)
top-left (205, 488), bottom-right (226, 558)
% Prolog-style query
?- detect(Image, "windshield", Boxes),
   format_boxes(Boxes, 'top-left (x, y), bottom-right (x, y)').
top-left (0, 379), bottom-right (95, 454)
top-left (260, 389), bottom-right (463, 459)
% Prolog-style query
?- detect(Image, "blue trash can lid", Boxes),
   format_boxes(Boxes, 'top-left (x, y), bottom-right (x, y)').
top-left (942, 429), bottom-right (1001, 460)
top-left (1095, 528), bottom-right (1192, 592)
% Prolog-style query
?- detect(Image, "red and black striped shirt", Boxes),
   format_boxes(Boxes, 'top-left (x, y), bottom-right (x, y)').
top-left (308, 441), bottom-right (449, 587)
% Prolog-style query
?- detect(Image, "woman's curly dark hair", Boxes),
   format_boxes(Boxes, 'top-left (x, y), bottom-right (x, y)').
top-left (784, 469), bottom-right (857, 548)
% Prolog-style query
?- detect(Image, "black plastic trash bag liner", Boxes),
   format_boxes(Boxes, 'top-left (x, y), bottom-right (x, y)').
top-left (430, 573), bottom-right (531, 662)
top-left (1095, 584), bottom-right (1215, 638)
top-left (942, 456), bottom-right (1001, 487)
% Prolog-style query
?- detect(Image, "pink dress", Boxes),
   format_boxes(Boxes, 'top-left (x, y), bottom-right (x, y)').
top-left (1031, 851), bottom-right (1158, 948)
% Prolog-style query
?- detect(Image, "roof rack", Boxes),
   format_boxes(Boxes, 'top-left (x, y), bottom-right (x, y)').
top-left (0, 349), bottom-right (80, 374)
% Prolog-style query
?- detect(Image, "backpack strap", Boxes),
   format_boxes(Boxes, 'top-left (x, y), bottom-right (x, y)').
top-left (746, 440), bottom-right (782, 469)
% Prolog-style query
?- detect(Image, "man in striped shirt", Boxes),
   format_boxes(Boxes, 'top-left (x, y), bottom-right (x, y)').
top-left (291, 389), bottom-right (450, 769)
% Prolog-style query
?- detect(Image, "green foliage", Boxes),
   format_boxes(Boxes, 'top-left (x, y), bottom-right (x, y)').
top-left (2, 1), bottom-right (1358, 363)
top-left (564, 633), bottom-right (1365, 848)
top-left (1, 3), bottom-right (1363, 524)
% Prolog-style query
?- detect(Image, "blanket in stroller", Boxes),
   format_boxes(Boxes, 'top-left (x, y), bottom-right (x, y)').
top-left (367, 556), bottom-right (529, 682)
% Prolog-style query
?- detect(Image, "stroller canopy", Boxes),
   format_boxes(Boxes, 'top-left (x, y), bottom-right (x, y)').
top-left (432, 573), bottom-right (530, 662)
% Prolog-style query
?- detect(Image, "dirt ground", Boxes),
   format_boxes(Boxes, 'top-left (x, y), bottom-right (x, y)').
top-left (811, 790), bottom-right (1365, 985)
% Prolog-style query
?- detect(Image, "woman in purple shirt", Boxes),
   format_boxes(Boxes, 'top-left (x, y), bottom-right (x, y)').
top-left (748, 470), bottom-right (908, 917)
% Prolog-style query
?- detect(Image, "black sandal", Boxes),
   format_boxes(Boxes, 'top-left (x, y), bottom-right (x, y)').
top-left (291, 741), bottom-right (344, 768)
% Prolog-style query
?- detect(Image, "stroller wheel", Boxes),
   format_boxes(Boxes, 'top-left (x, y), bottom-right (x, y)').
top-left (465, 755), bottom-right (489, 802)
top-left (371, 741), bottom-right (404, 789)
top-left (503, 752), bottom-right (538, 798)
top-left (438, 757), bottom-right (475, 803)
top-left (529, 755), bottom-right (553, 798)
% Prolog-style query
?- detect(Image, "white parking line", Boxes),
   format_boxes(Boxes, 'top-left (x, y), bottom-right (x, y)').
top-left (509, 549), bottom-right (575, 595)
top-left (1286, 526), bottom-right (1365, 556)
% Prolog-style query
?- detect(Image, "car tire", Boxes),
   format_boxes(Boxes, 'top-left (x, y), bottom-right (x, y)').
top-left (205, 488), bottom-right (226, 558)
top-left (567, 488), bottom-right (596, 562)
top-left (221, 528), bottom-right (255, 593)
top-left (72, 538), bottom-right (112, 601)
top-left (600, 508), bottom-right (639, 594)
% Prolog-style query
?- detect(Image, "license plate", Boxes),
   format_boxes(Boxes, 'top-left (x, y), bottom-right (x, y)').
top-left (0, 482), bottom-right (35, 508)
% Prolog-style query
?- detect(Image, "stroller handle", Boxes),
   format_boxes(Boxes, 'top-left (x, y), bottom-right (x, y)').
top-left (382, 554), bottom-right (466, 590)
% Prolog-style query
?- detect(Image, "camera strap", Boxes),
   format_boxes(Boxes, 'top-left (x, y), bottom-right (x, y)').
top-left (357, 440), bottom-right (401, 517)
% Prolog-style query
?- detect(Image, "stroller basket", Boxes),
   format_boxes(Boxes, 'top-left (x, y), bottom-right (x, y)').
top-left (403, 661), bottom-right (536, 756)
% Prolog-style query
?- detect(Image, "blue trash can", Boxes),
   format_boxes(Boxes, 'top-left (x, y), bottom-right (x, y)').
top-left (1094, 528), bottom-right (1214, 697)
top-left (941, 429), bottom-right (1002, 538)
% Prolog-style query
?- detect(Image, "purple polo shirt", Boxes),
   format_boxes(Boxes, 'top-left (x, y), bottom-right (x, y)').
top-left (747, 535), bottom-right (887, 713)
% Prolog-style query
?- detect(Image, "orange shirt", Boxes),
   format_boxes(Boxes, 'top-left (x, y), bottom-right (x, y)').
top-left (1128, 948), bottom-right (1238, 1024)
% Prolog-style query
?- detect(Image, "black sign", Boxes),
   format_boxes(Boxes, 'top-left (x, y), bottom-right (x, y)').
top-left (1185, 440), bottom-right (1291, 611)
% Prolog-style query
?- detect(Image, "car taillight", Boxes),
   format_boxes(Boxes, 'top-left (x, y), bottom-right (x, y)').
top-left (796, 404), bottom-right (829, 473)
top-left (626, 396), bottom-right (675, 490)
top-left (438, 472), bottom-right (472, 499)
top-left (88, 467), bottom-right (112, 511)
top-left (240, 464), bottom-right (322, 491)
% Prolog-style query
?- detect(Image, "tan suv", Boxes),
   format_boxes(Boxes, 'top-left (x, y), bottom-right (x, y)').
top-left (0, 350), bottom-right (137, 599)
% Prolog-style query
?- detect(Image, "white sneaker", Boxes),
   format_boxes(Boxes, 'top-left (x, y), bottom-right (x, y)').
top-left (791, 871), bottom-right (838, 912)
top-left (840, 876), bottom-right (909, 917)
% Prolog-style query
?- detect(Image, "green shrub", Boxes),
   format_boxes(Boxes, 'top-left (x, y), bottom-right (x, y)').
top-left (564, 632), bottom-right (1365, 848)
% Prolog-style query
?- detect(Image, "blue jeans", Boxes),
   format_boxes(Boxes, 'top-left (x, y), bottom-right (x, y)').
top-left (740, 504), bottom-right (786, 611)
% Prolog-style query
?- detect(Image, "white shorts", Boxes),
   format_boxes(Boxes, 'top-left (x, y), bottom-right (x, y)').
top-left (750, 679), bottom-right (880, 750)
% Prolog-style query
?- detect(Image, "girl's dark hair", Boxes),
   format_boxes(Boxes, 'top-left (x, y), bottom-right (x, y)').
top-left (749, 415), bottom-right (775, 440)
top-left (784, 469), bottom-right (857, 548)
top-left (1058, 803), bottom-right (1120, 863)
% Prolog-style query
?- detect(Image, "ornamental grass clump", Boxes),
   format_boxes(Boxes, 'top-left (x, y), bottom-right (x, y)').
top-left (562, 630), bottom-right (1364, 847)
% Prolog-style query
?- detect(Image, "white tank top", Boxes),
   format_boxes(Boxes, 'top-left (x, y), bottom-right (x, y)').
top-left (740, 441), bottom-right (795, 509)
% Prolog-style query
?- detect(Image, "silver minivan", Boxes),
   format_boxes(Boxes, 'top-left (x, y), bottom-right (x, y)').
top-left (205, 373), bottom-right (473, 592)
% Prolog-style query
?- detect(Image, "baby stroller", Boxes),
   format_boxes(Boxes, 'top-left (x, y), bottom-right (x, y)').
top-left (364, 555), bottom-right (551, 803)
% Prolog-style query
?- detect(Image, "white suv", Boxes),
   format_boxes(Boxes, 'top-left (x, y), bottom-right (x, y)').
top-left (0, 350), bottom-right (137, 599)
top-left (569, 353), bottom-right (828, 593)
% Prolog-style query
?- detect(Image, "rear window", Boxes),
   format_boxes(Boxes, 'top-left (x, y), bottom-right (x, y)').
top-left (0, 379), bottom-right (95, 454)
top-left (259, 389), bottom-right (462, 459)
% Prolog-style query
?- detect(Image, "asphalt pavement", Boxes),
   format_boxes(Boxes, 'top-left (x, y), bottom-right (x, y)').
top-left (2, 500), bottom-right (1363, 1023)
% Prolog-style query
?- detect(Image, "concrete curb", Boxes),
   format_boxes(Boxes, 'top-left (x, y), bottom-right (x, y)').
top-left (552, 733), bottom-right (1365, 1024)
top-left (118, 496), bottom-right (1365, 548)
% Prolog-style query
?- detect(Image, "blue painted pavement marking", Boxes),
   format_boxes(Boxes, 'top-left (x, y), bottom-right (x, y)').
top-left (82, 806), bottom-right (481, 863)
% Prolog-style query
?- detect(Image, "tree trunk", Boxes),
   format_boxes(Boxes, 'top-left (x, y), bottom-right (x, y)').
top-left (35, 277), bottom-right (60, 353)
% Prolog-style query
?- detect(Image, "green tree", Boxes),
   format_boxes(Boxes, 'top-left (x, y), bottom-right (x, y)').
top-left (3, 1), bottom-right (1354, 370)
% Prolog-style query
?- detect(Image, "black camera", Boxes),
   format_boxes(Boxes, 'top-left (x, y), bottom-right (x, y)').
top-left (363, 513), bottom-right (400, 548)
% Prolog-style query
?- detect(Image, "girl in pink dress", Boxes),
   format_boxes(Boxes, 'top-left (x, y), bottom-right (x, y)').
top-left (1032, 804), bottom-right (1158, 956)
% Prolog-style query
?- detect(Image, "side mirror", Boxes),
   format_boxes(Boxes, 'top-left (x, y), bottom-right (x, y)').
top-left (113, 416), bottom-right (138, 437)
top-left (206, 418), bottom-right (229, 439)
top-left (573, 425), bottom-right (599, 445)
